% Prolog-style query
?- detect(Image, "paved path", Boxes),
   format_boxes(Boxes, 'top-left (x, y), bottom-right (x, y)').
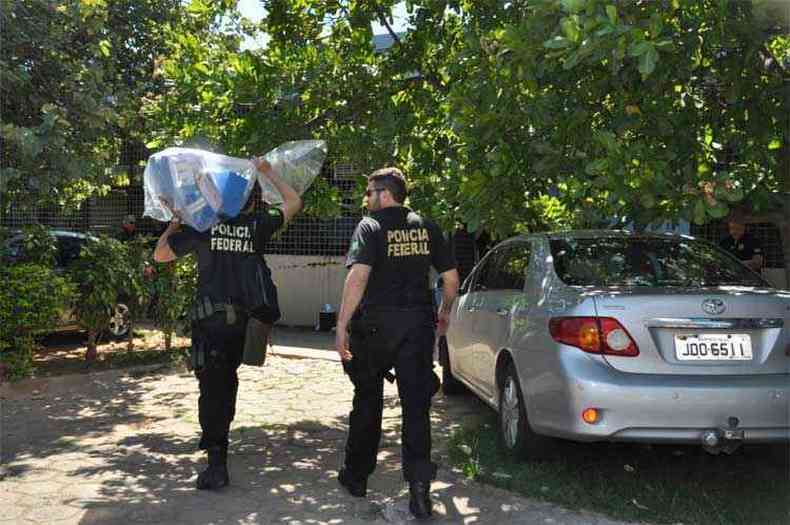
top-left (1, 330), bottom-right (638, 525)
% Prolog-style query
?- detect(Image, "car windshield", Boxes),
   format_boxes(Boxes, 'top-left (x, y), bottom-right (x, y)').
top-left (550, 236), bottom-right (767, 288)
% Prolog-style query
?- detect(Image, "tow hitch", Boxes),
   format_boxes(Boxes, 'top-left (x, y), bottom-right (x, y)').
top-left (701, 417), bottom-right (744, 455)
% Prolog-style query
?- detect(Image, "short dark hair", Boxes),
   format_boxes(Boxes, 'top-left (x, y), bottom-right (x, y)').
top-left (368, 167), bottom-right (407, 203)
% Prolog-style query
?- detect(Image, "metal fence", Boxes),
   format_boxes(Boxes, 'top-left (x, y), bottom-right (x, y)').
top-left (2, 159), bottom-right (784, 266)
top-left (0, 161), bottom-right (364, 257)
top-left (690, 221), bottom-right (785, 268)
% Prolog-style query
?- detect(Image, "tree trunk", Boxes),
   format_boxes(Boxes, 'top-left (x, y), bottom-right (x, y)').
top-left (85, 331), bottom-right (98, 361)
top-left (126, 319), bottom-right (134, 353)
top-left (164, 331), bottom-right (172, 352)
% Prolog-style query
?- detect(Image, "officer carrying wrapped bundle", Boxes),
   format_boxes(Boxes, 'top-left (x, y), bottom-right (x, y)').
top-left (150, 140), bottom-right (326, 491)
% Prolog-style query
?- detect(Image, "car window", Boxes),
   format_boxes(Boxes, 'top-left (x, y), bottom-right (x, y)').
top-left (470, 252), bottom-right (498, 292)
top-left (472, 244), bottom-right (532, 291)
top-left (550, 236), bottom-right (766, 288)
top-left (495, 243), bottom-right (531, 290)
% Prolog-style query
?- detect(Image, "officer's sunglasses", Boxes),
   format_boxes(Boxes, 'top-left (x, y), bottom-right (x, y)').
top-left (364, 187), bottom-right (386, 198)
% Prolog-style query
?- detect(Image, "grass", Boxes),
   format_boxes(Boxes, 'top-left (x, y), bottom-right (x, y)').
top-left (449, 415), bottom-right (790, 525)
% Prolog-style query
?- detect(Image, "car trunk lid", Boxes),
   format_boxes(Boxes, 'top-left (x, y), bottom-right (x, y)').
top-left (592, 287), bottom-right (789, 375)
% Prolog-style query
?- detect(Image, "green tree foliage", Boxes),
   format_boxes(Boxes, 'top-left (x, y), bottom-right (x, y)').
top-left (145, 1), bottom-right (787, 243)
top-left (10, 224), bottom-right (59, 266)
top-left (1, 0), bottom-right (117, 201)
top-left (0, 264), bottom-right (75, 381)
top-left (490, 0), bottom-right (788, 231)
top-left (0, 0), bottom-right (212, 208)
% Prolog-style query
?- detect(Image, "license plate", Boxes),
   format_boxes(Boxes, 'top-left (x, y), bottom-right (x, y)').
top-left (674, 334), bottom-right (752, 361)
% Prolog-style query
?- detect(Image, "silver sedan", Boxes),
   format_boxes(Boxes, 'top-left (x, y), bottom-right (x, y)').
top-left (440, 230), bottom-right (789, 456)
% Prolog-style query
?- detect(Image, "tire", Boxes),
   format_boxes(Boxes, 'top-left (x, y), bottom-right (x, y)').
top-left (498, 362), bottom-right (546, 458)
top-left (438, 336), bottom-right (467, 395)
top-left (106, 302), bottom-right (131, 340)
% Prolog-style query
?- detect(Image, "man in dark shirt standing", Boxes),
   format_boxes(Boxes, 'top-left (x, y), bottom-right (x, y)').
top-left (335, 167), bottom-right (459, 520)
top-left (153, 158), bottom-right (301, 491)
top-left (720, 214), bottom-right (764, 272)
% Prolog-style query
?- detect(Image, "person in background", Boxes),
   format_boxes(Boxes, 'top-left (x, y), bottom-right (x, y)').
top-left (117, 214), bottom-right (139, 242)
top-left (720, 214), bottom-right (764, 272)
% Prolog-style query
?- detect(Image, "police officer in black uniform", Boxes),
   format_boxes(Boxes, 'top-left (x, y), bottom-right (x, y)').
top-left (335, 167), bottom-right (460, 520)
top-left (153, 158), bottom-right (302, 490)
top-left (720, 214), bottom-right (764, 272)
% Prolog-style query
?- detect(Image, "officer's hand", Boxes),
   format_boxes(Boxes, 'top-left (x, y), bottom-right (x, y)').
top-left (335, 327), bottom-right (352, 361)
top-left (159, 197), bottom-right (182, 223)
top-left (436, 311), bottom-right (450, 337)
top-left (252, 157), bottom-right (273, 174)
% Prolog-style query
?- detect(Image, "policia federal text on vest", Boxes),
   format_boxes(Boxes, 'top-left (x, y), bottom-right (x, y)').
top-left (153, 157), bottom-right (303, 493)
top-left (335, 167), bottom-right (460, 521)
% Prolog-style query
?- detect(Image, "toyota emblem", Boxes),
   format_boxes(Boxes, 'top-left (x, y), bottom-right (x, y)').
top-left (702, 298), bottom-right (726, 315)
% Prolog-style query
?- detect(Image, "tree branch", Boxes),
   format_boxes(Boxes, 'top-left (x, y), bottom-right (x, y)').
top-left (375, 6), bottom-right (401, 46)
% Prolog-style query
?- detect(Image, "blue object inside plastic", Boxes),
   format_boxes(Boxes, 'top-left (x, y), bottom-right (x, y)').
top-left (212, 170), bottom-right (250, 219)
top-left (149, 157), bottom-right (176, 203)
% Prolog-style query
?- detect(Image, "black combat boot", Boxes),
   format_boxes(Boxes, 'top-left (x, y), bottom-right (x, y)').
top-left (408, 481), bottom-right (432, 520)
top-left (338, 468), bottom-right (367, 497)
top-left (196, 446), bottom-right (229, 490)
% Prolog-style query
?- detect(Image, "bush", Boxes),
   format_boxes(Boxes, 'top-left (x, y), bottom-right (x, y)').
top-left (17, 224), bottom-right (59, 266)
top-left (147, 256), bottom-right (197, 351)
top-left (69, 235), bottom-right (134, 360)
top-left (119, 235), bottom-right (156, 351)
top-left (0, 263), bottom-right (75, 381)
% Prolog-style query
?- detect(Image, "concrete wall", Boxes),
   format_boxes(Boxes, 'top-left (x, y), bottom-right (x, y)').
top-left (268, 255), bottom-right (347, 327)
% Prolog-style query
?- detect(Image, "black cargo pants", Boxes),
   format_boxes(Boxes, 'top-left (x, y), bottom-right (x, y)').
top-left (192, 312), bottom-right (247, 451)
top-left (342, 307), bottom-right (437, 483)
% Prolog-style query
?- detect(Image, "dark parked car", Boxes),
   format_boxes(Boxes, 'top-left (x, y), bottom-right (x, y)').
top-left (3, 229), bottom-right (132, 338)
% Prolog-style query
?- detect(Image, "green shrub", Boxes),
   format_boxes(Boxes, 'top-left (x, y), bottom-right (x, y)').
top-left (119, 235), bottom-right (156, 351)
top-left (147, 256), bottom-right (197, 351)
top-left (0, 264), bottom-right (75, 381)
top-left (17, 224), bottom-right (59, 266)
top-left (69, 235), bottom-right (134, 360)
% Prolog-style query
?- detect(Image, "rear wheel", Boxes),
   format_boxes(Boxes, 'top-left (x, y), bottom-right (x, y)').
top-left (438, 336), bottom-right (467, 395)
top-left (498, 363), bottom-right (546, 458)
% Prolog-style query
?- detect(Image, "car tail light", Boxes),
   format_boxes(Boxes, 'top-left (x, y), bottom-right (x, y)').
top-left (549, 317), bottom-right (639, 357)
top-left (582, 408), bottom-right (600, 424)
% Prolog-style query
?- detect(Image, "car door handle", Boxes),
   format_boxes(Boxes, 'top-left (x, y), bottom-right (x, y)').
top-left (496, 308), bottom-right (509, 317)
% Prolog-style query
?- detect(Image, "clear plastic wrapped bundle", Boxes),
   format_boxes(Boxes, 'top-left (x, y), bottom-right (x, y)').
top-left (259, 140), bottom-right (328, 205)
top-left (143, 141), bottom-right (327, 231)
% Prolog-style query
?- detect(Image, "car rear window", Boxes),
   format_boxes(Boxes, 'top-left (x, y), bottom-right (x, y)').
top-left (550, 236), bottom-right (767, 288)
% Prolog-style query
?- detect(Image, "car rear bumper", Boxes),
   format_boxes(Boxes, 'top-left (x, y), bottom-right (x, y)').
top-left (526, 347), bottom-right (790, 444)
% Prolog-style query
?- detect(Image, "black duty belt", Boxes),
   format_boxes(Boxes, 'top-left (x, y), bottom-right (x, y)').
top-left (189, 297), bottom-right (243, 324)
